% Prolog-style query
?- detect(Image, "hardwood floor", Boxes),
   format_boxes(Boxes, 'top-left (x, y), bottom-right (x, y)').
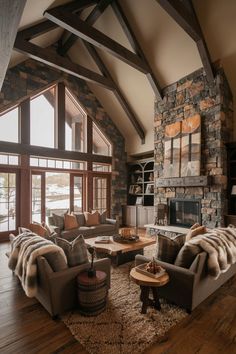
top-left (0, 235), bottom-right (236, 354)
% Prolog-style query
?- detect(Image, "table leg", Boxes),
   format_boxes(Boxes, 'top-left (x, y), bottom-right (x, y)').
top-left (140, 286), bottom-right (150, 314)
top-left (151, 287), bottom-right (161, 311)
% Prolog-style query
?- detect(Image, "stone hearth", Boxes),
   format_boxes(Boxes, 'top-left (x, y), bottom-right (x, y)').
top-left (154, 65), bottom-right (233, 228)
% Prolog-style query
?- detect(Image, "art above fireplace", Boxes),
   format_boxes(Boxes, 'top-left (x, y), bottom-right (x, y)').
top-left (168, 198), bottom-right (201, 228)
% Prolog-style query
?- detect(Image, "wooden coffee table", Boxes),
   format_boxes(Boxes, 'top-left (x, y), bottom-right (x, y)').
top-left (86, 236), bottom-right (156, 266)
top-left (130, 267), bottom-right (169, 314)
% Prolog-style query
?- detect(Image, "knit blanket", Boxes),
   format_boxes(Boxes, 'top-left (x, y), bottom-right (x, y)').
top-left (8, 233), bottom-right (67, 297)
top-left (189, 227), bottom-right (236, 278)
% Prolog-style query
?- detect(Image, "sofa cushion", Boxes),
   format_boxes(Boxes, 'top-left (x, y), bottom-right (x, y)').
top-left (44, 251), bottom-right (68, 271)
top-left (174, 240), bottom-right (202, 268)
top-left (84, 211), bottom-right (100, 226)
top-left (155, 234), bottom-right (186, 264)
top-left (89, 224), bottom-right (116, 235)
top-left (74, 212), bottom-right (85, 226)
top-left (55, 235), bottom-right (89, 267)
top-left (64, 213), bottom-right (79, 230)
top-left (52, 213), bottom-right (64, 231)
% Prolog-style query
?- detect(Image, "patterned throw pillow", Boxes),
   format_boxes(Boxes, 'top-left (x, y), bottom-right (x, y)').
top-left (155, 233), bottom-right (186, 264)
top-left (84, 211), bottom-right (100, 226)
top-left (52, 213), bottom-right (64, 230)
top-left (92, 210), bottom-right (107, 224)
top-left (55, 235), bottom-right (89, 267)
top-left (174, 241), bottom-right (202, 268)
top-left (44, 251), bottom-right (68, 271)
top-left (64, 213), bottom-right (79, 230)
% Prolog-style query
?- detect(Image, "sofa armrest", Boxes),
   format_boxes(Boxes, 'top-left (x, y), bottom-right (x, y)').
top-left (105, 218), bottom-right (117, 226)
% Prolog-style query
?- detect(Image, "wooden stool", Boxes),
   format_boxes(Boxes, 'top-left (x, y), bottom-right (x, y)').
top-left (77, 270), bottom-right (107, 316)
top-left (130, 267), bottom-right (169, 314)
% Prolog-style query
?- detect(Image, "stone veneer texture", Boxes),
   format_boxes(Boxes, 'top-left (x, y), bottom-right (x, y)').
top-left (154, 66), bottom-right (233, 228)
top-left (0, 59), bottom-right (127, 219)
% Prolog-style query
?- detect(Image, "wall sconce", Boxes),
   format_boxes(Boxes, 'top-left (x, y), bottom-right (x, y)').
top-left (231, 185), bottom-right (236, 195)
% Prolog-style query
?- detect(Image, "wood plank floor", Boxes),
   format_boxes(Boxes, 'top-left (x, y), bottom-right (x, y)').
top-left (0, 235), bottom-right (236, 354)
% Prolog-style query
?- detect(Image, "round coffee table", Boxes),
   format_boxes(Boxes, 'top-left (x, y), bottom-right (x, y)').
top-left (130, 267), bottom-right (169, 314)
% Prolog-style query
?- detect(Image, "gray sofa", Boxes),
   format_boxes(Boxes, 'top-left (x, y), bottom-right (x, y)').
top-left (135, 252), bottom-right (236, 312)
top-left (48, 213), bottom-right (118, 241)
top-left (36, 256), bottom-right (111, 317)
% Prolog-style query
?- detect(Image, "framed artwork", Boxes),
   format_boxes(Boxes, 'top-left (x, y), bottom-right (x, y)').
top-left (146, 183), bottom-right (154, 194)
top-left (181, 114), bottom-right (201, 177)
top-left (136, 196), bottom-right (143, 205)
top-left (163, 122), bottom-right (181, 178)
top-left (129, 185), bottom-right (135, 194)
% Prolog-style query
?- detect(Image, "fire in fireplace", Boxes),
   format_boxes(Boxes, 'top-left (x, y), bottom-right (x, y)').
top-left (168, 198), bottom-right (201, 227)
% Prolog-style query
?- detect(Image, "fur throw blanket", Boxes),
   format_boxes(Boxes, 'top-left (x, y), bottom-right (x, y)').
top-left (8, 233), bottom-right (67, 297)
top-left (189, 227), bottom-right (236, 278)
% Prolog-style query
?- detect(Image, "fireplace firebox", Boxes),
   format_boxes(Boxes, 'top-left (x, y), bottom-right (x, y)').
top-left (168, 198), bottom-right (201, 228)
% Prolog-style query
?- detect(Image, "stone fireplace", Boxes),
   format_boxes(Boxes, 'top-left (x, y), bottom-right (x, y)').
top-left (154, 65), bottom-right (233, 228)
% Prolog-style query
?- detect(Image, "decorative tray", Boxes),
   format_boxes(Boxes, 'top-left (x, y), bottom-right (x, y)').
top-left (135, 263), bottom-right (166, 279)
top-left (113, 234), bottom-right (139, 243)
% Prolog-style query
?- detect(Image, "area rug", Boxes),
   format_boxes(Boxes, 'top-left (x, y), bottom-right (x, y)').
top-left (62, 247), bottom-right (187, 354)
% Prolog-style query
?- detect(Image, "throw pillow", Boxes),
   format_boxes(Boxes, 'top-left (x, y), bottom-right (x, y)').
top-left (44, 251), bottom-right (68, 271)
top-left (74, 212), bottom-right (85, 226)
top-left (52, 213), bottom-right (64, 230)
top-left (92, 210), bottom-right (107, 224)
top-left (185, 225), bottom-right (207, 242)
top-left (64, 213), bottom-right (79, 230)
top-left (18, 226), bottom-right (32, 234)
top-left (84, 211), bottom-right (100, 226)
top-left (29, 222), bottom-right (48, 238)
top-left (174, 240), bottom-right (202, 268)
top-left (55, 235), bottom-right (89, 267)
top-left (155, 233), bottom-right (186, 264)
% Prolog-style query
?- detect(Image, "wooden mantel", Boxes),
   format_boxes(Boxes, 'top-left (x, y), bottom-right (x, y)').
top-left (156, 175), bottom-right (210, 188)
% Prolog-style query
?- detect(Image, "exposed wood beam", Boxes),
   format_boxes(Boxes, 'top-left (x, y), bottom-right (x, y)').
top-left (0, 140), bottom-right (112, 164)
top-left (18, 0), bottom-right (98, 41)
top-left (14, 35), bottom-right (115, 90)
top-left (57, 82), bottom-right (65, 150)
top-left (44, 8), bottom-right (149, 74)
top-left (157, 0), bottom-right (214, 83)
top-left (111, 0), bottom-right (162, 99)
top-left (83, 40), bottom-right (145, 142)
top-left (58, 0), bottom-right (113, 56)
top-left (0, 0), bottom-right (26, 91)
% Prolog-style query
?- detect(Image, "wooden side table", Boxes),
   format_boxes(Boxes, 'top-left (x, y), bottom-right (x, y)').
top-left (77, 270), bottom-right (107, 316)
top-left (130, 267), bottom-right (169, 314)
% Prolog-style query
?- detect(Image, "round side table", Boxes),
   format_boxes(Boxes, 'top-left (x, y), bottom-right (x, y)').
top-left (77, 270), bottom-right (107, 316)
top-left (130, 267), bottom-right (169, 314)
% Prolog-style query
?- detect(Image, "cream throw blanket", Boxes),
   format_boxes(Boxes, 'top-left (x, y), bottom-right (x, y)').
top-left (8, 233), bottom-right (67, 297)
top-left (189, 227), bottom-right (236, 278)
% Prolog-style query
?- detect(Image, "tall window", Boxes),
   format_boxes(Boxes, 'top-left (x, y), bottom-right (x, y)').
top-left (93, 175), bottom-right (110, 214)
top-left (93, 122), bottom-right (112, 156)
top-left (73, 175), bottom-right (83, 212)
top-left (0, 172), bottom-right (17, 232)
top-left (32, 174), bottom-right (42, 222)
top-left (0, 107), bottom-right (19, 143)
top-left (65, 89), bottom-right (86, 152)
top-left (30, 86), bottom-right (56, 148)
top-left (45, 172), bottom-right (70, 217)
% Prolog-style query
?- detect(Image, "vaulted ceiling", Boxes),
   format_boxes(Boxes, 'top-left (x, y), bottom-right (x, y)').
top-left (3, 0), bottom-right (236, 156)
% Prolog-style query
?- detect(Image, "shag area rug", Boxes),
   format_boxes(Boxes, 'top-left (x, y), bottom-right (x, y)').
top-left (62, 247), bottom-right (187, 354)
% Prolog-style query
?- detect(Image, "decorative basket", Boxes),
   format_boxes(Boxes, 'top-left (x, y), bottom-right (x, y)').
top-left (113, 234), bottom-right (139, 243)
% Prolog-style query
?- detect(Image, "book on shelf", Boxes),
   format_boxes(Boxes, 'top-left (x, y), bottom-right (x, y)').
top-left (95, 236), bottom-right (111, 244)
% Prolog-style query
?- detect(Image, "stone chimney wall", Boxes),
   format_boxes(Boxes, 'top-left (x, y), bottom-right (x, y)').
top-left (154, 66), bottom-right (233, 228)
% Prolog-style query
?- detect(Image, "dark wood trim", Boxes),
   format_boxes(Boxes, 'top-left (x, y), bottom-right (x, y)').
top-left (83, 41), bottom-right (145, 142)
top-left (156, 175), bottom-right (210, 187)
top-left (57, 83), bottom-right (65, 150)
top-left (14, 36), bottom-right (115, 90)
top-left (58, 0), bottom-right (113, 56)
top-left (156, 0), bottom-right (214, 83)
top-left (19, 155), bottom-right (31, 227)
top-left (0, 140), bottom-right (112, 164)
top-left (44, 8), bottom-right (149, 74)
top-left (111, 0), bottom-right (162, 99)
top-left (0, 0), bottom-right (26, 90)
top-left (87, 116), bottom-right (93, 171)
top-left (20, 98), bottom-right (30, 145)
